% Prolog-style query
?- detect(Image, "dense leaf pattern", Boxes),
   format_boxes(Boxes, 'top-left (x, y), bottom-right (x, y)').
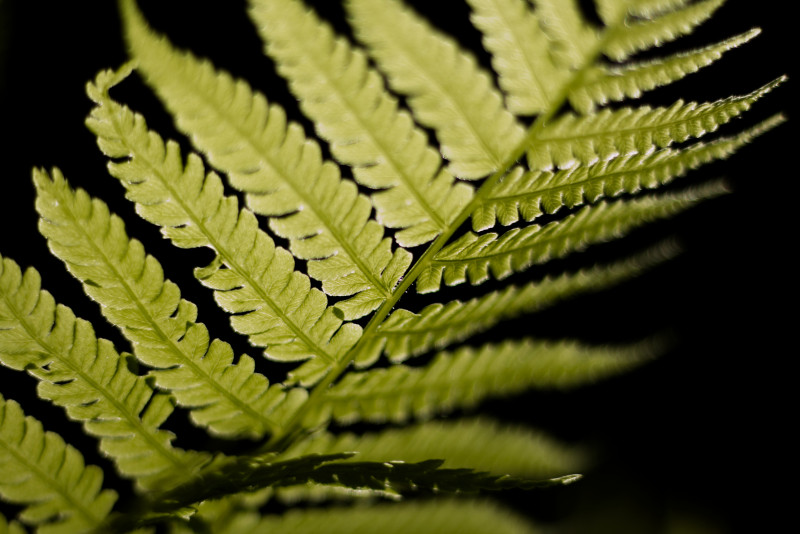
top-left (0, 395), bottom-right (116, 534)
top-left (86, 66), bottom-right (362, 386)
top-left (121, 0), bottom-right (412, 319)
top-left (0, 254), bottom-right (209, 491)
top-left (0, 0), bottom-right (783, 530)
top-left (34, 169), bottom-right (305, 439)
top-left (248, 0), bottom-right (473, 247)
top-left (347, 0), bottom-right (525, 179)
top-left (419, 184), bottom-right (724, 292)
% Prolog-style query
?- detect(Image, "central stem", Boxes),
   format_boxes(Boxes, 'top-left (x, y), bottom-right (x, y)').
top-left (261, 7), bottom-right (626, 456)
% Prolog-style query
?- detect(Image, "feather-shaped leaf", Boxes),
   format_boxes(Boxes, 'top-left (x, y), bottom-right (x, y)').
top-left (312, 339), bottom-right (649, 424)
top-left (528, 78), bottom-right (783, 170)
top-left (103, 453), bottom-right (351, 533)
top-left (0, 395), bottom-right (117, 534)
top-left (477, 116), bottom-right (783, 231)
top-left (530, 0), bottom-right (598, 68)
top-left (419, 183), bottom-right (722, 292)
top-left (595, 0), bottom-right (690, 25)
top-left (602, 0), bottom-right (726, 61)
top-left (465, 0), bottom-right (565, 115)
top-left (86, 66), bottom-right (361, 386)
top-left (185, 499), bottom-right (538, 534)
top-left (119, 0), bottom-right (410, 320)
top-left (570, 29), bottom-right (760, 113)
top-left (145, 455), bottom-right (577, 517)
top-left (0, 254), bottom-right (209, 490)
top-left (347, 0), bottom-right (525, 179)
top-left (358, 242), bottom-right (676, 366)
top-left (34, 169), bottom-right (306, 439)
top-left (285, 418), bottom-right (585, 478)
top-left (247, 0), bottom-right (473, 247)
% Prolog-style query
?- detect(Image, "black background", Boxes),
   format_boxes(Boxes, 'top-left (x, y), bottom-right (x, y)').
top-left (0, 1), bottom-right (793, 532)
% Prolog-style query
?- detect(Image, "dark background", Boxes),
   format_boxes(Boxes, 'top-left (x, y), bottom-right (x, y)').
top-left (0, 1), bottom-right (793, 532)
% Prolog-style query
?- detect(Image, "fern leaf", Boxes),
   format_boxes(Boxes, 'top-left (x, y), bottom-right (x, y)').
top-left (285, 418), bottom-right (585, 478)
top-left (602, 0), bottom-right (726, 61)
top-left (0, 254), bottom-right (209, 489)
top-left (359, 243), bottom-right (675, 365)
top-left (216, 499), bottom-right (538, 534)
top-left (465, 0), bottom-right (565, 115)
top-left (529, 78), bottom-right (783, 170)
top-left (0, 395), bottom-right (117, 534)
top-left (86, 67), bottom-right (361, 386)
top-left (346, 0), bottom-right (525, 179)
top-left (419, 184), bottom-right (722, 291)
top-left (119, 0), bottom-right (409, 319)
top-left (477, 116), bottom-right (783, 231)
top-left (142, 455), bottom-right (576, 518)
top-left (595, 0), bottom-right (690, 25)
top-left (570, 29), bottom-right (761, 113)
top-left (33, 169), bottom-right (306, 439)
top-left (531, 0), bottom-right (599, 68)
top-left (247, 0), bottom-right (473, 247)
top-left (312, 339), bottom-right (648, 424)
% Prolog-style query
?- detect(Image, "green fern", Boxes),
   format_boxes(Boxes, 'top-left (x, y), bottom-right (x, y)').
top-left (0, 0), bottom-right (785, 532)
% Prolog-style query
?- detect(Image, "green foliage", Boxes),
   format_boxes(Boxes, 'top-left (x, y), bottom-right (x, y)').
top-left (0, 0), bottom-right (784, 532)
top-left (0, 395), bottom-right (116, 534)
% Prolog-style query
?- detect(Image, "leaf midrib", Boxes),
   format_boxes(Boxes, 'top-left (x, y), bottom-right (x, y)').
top-left (272, 23), bottom-right (448, 229)
top-left (105, 99), bottom-right (337, 365)
top-left (0, 283), bottom-right (192, 478)
top-left (535, 93), bottom-right (752, 144)
top-left (363, 1), bottom-right (509, 170)
top-left (170, 70), bottom-right (393, 301)
top-left (483, 0), bottom-right (551, 110)
top-left (266, 9), bottom-right (633, 451)
top-left (0, 422), bottom-right (102, 528)
top-left (48, 189), bottom-right (281, 435)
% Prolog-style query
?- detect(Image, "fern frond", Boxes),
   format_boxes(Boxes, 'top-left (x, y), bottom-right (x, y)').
top-left (465, 0), bottom-right (565, 115)
top-left (247, 0), bottom-right (473, 247)
top-left (312, 339), bottom-right (648, 424)
top-left (197, 499), bottom-right (537, 534)
top-left (360, 243), bottom-right (676, 365)
top-left (601, 0), bottom-right (725, 61)
top-left (104, 453), bottom-right (352, 533)
top-left (528, 78), bottom-right (783, 170)
top-left (285, 418), bottom-right (585, 478)
top-left (86, 66), bottom-right (361, 386)
top-left (119, 0), bottom-right (410, 320)
top-left (595, 0), bottom-right (690, 24)
top-left (476, 116), bottom-right (783, 231)
top-left (33, 169), bottom-right (305, 439)
top-left (569, 29), bottom-right (760, 113)
top-left (419, 184), bottom-right (722, 292)
top-left (0, 395), bottom-right (117, 534)
top-left (346, 0), bottom-right (525, 179)
top-left (530, 0), bottom-right (599, 68)
top-left (142, 455), bottom-right (575, 518)
top-left (0, 254), bottom-right (209, 489)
